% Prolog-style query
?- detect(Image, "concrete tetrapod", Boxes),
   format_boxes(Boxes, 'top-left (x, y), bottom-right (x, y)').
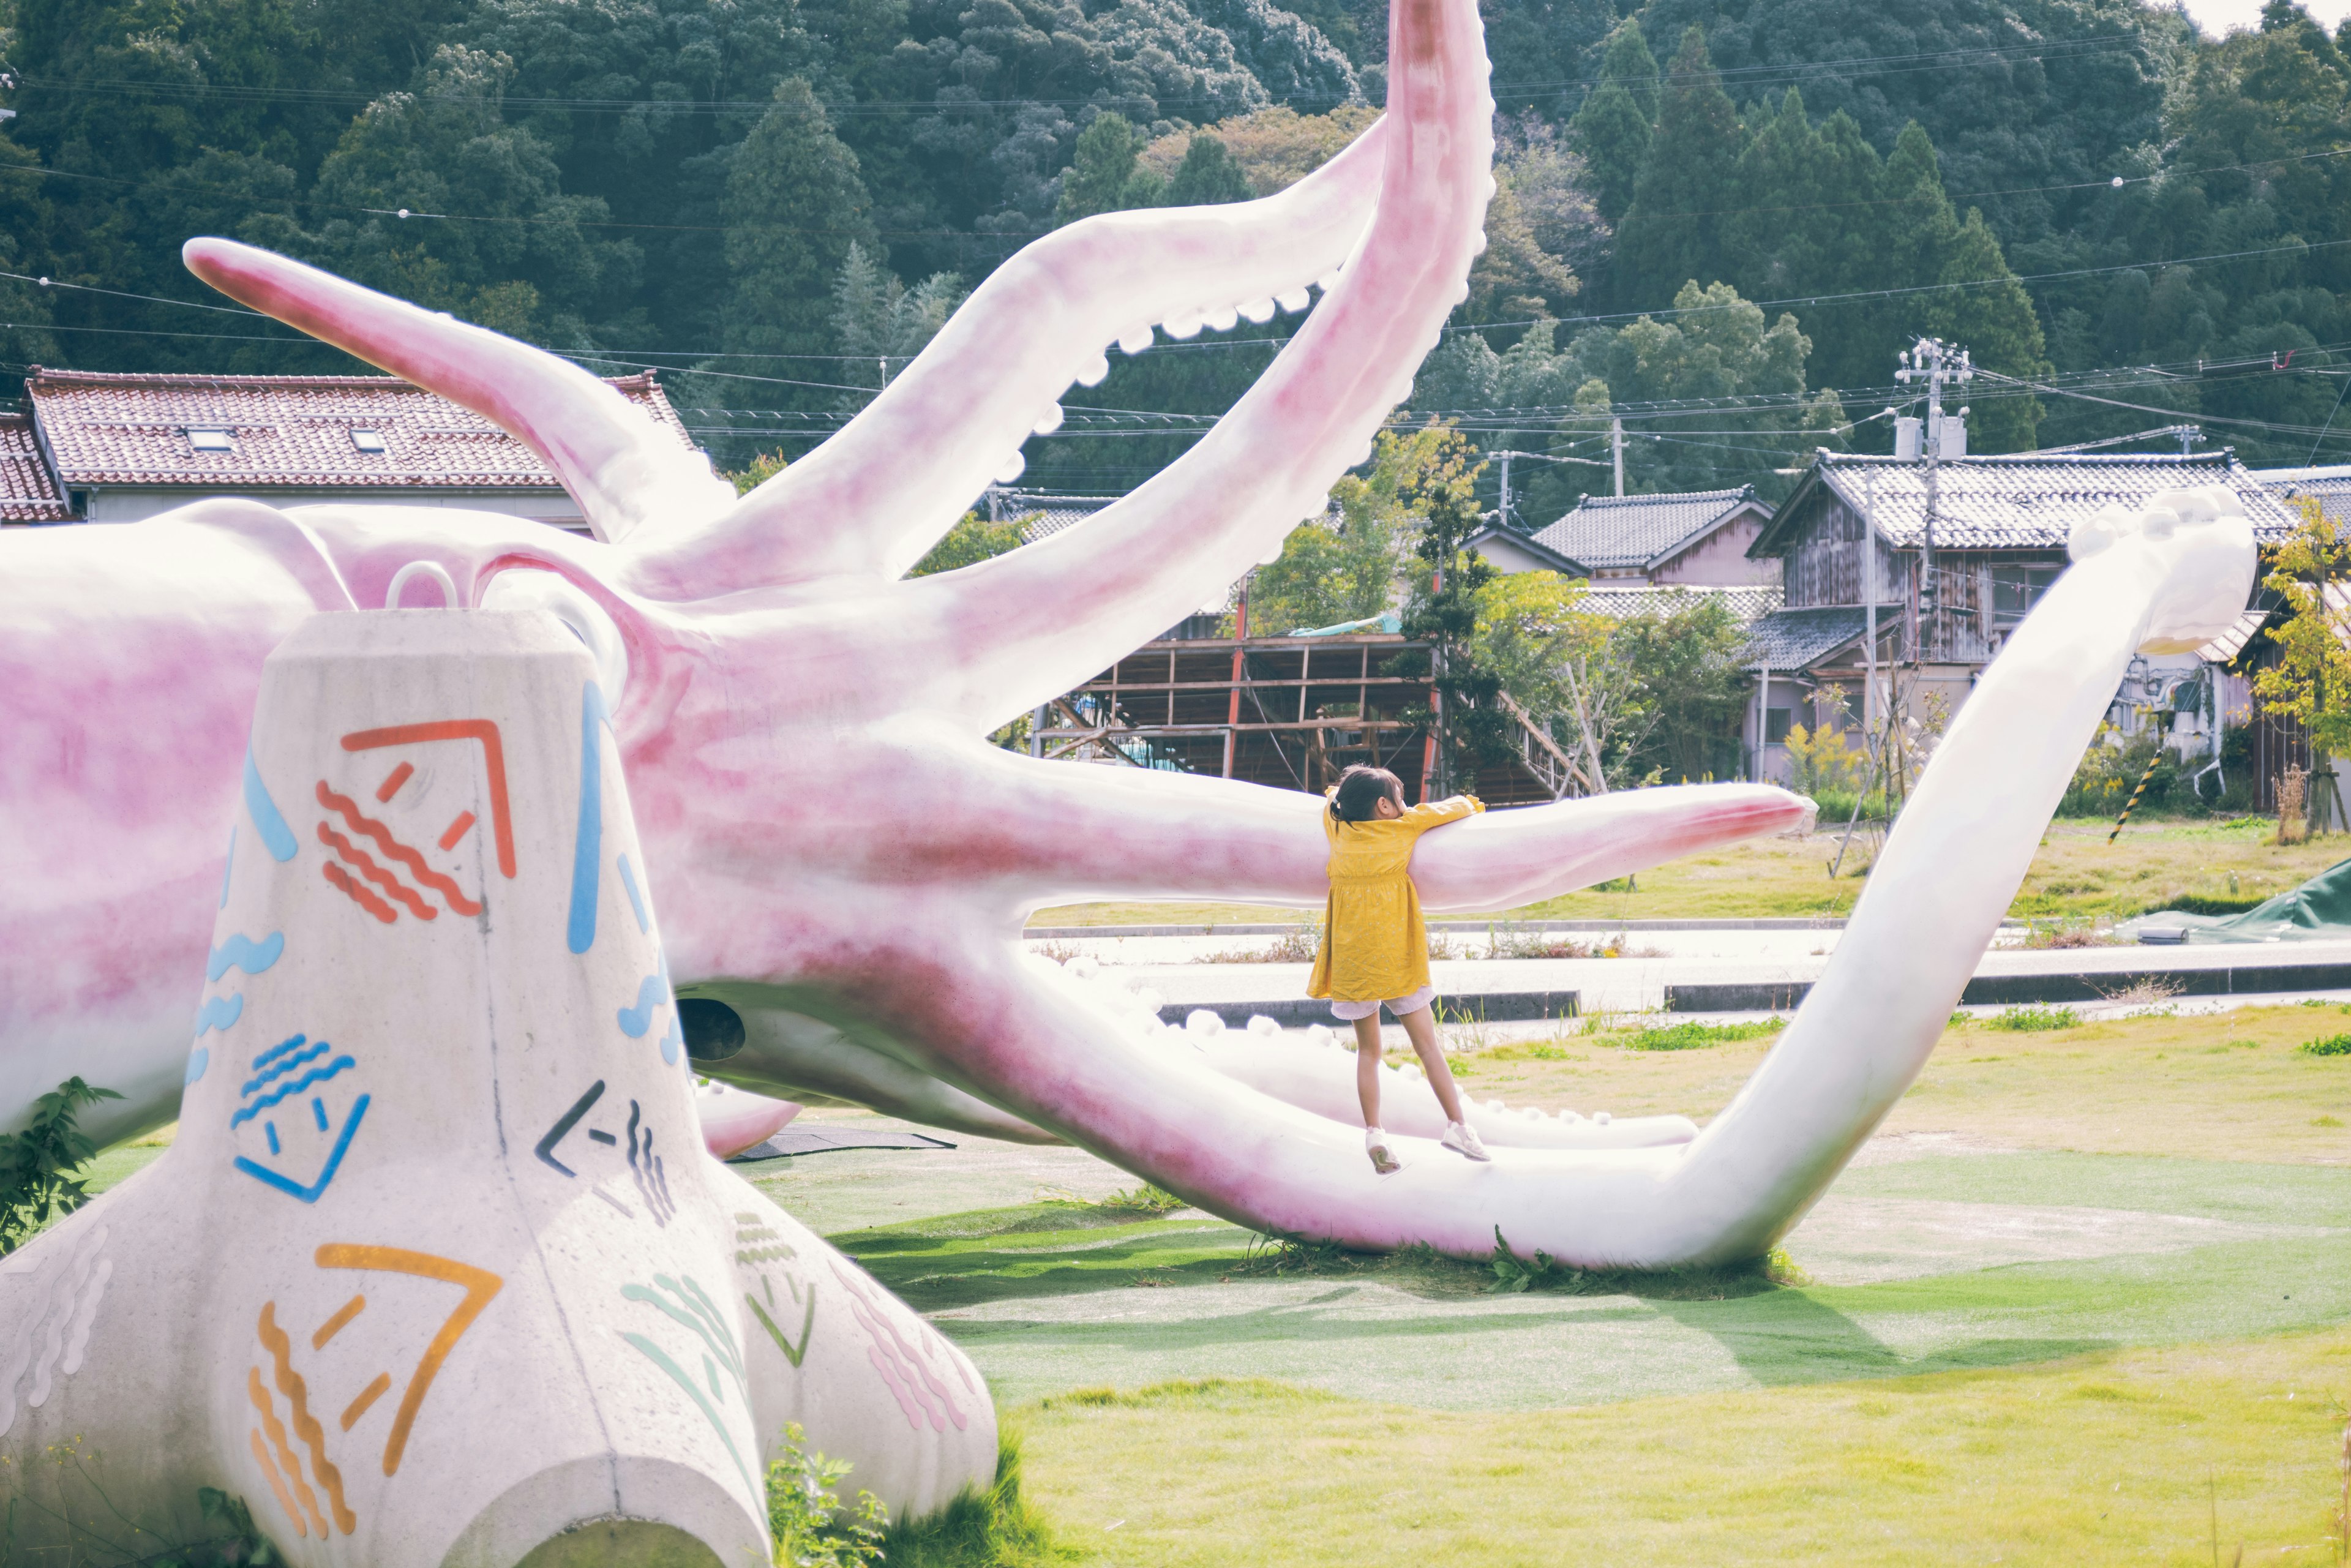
top-left (0, 609), bottom-right (994, 1564)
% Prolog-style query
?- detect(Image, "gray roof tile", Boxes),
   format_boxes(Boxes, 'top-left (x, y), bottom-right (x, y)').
top-left (1777, 452), bottom-right (2301, 553)
top-left (1745, 606), bottom-right (1871, 670)
top-left (2257, 464), bottom-right (2351, 525)
top-left (1532, 486), bottom-right (1763, 571)
top-left (1578, 583), bottom-right (1782, 625)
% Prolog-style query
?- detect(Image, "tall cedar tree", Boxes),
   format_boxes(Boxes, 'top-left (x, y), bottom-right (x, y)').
top-left (1568, 20), bottom-right (1658, 226)
top-left (1611, 26), bottom-right (1741, 310)
top-left (722, 80), bottom-right (879, 363)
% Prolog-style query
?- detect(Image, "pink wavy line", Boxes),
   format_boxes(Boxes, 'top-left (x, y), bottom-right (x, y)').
top-left (315, 783), bottom-right (482, 915)
top-left (317, 823), bottom-right (434, 920)
top-left (832, 1261), bottom-right (957, 1431)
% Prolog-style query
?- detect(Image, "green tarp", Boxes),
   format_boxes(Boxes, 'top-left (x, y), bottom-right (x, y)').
top-left (2132, 855), bottom-right (2351, 942)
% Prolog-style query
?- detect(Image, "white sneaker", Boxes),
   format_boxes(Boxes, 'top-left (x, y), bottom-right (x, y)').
top-left (1441, 1120), bottom-right (1491, 1161)
top-left (1365, 1127), bottom-right (1401, 1174)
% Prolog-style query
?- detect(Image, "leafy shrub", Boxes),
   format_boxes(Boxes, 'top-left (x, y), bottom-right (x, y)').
top-left (1620, 1018), bottom-right (1785, 1052)
top-left (1984, 1005), bottom-right (2080, 1032)
top-left (0, 1077), bottom-right (122, 1253)
top-left (769, 1424), bottom-right (889, 1567)
top-left (2300, 1034), bottom-right (2351, 1057)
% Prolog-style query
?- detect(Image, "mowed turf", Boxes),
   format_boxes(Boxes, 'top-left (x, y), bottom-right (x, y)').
top-left (1030, 816), bottom-right (2351, 928)
top-left (749, 1003), bottom-right (2351, 1566)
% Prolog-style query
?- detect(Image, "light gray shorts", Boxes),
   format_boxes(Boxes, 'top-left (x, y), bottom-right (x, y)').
top-left (1330, 984), bottom-right (1437, 1022)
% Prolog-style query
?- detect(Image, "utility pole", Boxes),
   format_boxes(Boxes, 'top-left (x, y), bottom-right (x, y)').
top-left (1496, 451), bottom-right (1513, 531)
top-left (1222, 582), bottom-right (1248, 779)
top-left (1894, 338), bottom-right (1971, 663)
top-left (1611, 418), bottom-right (1625, 498)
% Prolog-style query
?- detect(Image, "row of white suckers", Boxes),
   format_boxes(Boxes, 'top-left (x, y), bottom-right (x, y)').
top-left (991, 272), bottom-right (1344, 486)
top-left (1043, 950), bottom-right (1613, 1127)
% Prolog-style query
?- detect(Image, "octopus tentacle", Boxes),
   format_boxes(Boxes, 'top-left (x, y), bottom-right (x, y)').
top-left (906, 0), bottom-right (1498, 729)
top-left (638, 121), bottom-right (1393, 597)
top-left (181, 239), bottom-right (737, 548)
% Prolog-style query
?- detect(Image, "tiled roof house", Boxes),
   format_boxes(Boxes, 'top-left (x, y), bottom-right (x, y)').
top-left (1470, 486), bottom-right (1778, 587)
top-left (1736, 449), bottom-right (2300, 783)
top-left (2256, 464), bottom-right (2351, 527)
top-left (0, 412), bottom-right (70, 522)
top-left (7, 367), bottom-right (706, 530)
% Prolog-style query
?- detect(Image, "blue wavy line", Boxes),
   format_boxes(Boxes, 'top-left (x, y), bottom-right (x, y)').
top-left (230, 1056), bottom-right (354, 1127)
top-left (219, 827), bottom-right (236, 909)
top-left (208, 931), bottom-right (284, 981)
top-left (184, 1046), bottom-right (209, 1086)
top-left (241, 1039), bottom-right (331, 1097)
top-left (194, 994), bottom-right (244, 1037)
top-left (658, 1010), bottom-right (682, 1067)
top-left (617, 971), bottom-right (665, 1038)
top-left (567, 682), bottom-right (610, 955)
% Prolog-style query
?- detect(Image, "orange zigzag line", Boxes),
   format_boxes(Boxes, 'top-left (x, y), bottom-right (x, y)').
top-left (248, 1365), bottom-right (325, 1539)
top-left (248, 1428), bottom-right (307, 1539)
top-left (261, 1303), bottom-right (358, 1535)
top-left (316, 782), bottom-right (483, 916)
top-left (317, 822), bottom-right (435, 920)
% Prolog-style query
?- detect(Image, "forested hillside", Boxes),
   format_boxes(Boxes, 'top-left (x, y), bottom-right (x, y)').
top-left (0, 0), bottom-right (2345, 512)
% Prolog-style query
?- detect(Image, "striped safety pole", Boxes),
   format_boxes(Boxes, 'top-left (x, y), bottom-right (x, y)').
top-left (2109, 751), bottom-right (2165, 844)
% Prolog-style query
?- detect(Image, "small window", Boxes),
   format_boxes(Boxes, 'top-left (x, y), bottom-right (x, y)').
top-left (186, 427), bottom-right (234, 452)
top-left (1764, 705), bottom-right (1794, 743)
top-left (350, 427), bottom-right (388, 453)
top-left (1990, 565), bottom-right (2061, 628)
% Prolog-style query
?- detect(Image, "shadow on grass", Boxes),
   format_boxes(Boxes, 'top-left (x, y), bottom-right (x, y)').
top-left (1646, 1288), bottom-right (2113, 1387)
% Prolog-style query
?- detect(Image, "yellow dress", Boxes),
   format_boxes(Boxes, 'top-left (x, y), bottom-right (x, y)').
top-left (1308, 794), bottom-right (1483, 1002)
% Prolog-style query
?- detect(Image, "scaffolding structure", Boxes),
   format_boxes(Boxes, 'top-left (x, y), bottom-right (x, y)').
top-left (1034, 633), bottom-right (1580, 805)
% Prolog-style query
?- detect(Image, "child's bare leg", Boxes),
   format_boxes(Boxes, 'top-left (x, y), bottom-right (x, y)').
top-left (1397, 1006), bottom-right (1468, 1125)
top-left (1351, 1015), bottom-right (1384, 1126)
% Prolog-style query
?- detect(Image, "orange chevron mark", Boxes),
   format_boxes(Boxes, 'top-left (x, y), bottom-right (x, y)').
top-left (340, 1371), bottom-right (392, 1433)
top-left (260, 1302), bottom-right (357, 1535)
top-left (340, 721), bottom-right (516, 879)
top-left (374, 761), bottom-right (413, 803)
top-left (249, 1365), bottom-right (325, 1539)
top-left (317, 783), bottom-right (482, 917)
top-left (317, 822), bottom-right (435, 920)
top-left (315, 1244), bottom-right (503, 1476)
top-left (313, 1293), bottom-right (366, 1351)
top-left (438, 811), bottom-right (476, 852)
top-left (249, 1427), bottom-right (307, 1539)
top-left (321, 861), bottom-right (397, 924)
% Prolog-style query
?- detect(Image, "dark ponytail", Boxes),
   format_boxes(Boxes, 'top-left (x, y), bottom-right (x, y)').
top-left (1330, 764), bottom-right (1405, 823)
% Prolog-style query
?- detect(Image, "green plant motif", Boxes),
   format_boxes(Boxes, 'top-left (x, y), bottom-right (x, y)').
top-left (2300, 1035), bottom-right (2351, 1057)
top-left (0, 1077), bottom-right (122, 1254)
top-left (768, 1423), bottom-right (889, 1568)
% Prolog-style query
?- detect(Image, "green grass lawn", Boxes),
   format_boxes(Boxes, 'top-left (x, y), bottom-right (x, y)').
top-left (741, 1004), bottom-right (2351, 1566)
top-left (56, 1004), bottom-right (2351, 1565)
top-left (1031, 816), bottom-right (2351, 928)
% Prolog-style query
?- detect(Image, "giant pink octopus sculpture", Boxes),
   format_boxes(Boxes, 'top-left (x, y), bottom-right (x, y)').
top-left (0, 0), bottom-right (2254, 1283)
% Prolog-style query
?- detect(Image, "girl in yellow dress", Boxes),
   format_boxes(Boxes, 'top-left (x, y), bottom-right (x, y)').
top-left (1308, 764), bottom-right (1488, 1172)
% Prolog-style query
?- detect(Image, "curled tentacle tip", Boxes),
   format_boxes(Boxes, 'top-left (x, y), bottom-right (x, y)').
top-left (1471, 230), bottom-right (1490, 257)
top-left (1315, 271), bottom-right (1341, 291)
top-left (1239, 297), bottom-right (1277, 323)
top-left (1594, 1111), bottom-right (1612, 1125)
top-left (1247, 1015), bottom-right (1281, 1037)
top-left (2151, 487), bottom-right (2219, 527)
top-left (1163, 312), bottom-right (1204, 341)
top-left (1062, 953), bottom-right (1099, 979)
top-left (1075, 352), bottom-right (1111, 388)
top-left (1276, 287), bottom-right (1311, 313)
top-left (2070, 516), bottom-right (2120, 561)
top-left (1184, 1009), bottom-right (1225, 1037)
top-left (2140, 506), bottom-right (2180, 540)
top-left (995, 451), bottom-right (1027, 484)
top-left (1204, 304), bottom-right (1239, 333)
top-left (1032, 403), bottom-right (1065, 436)
top-left (1117, 326), bottom-right (1154, 356)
